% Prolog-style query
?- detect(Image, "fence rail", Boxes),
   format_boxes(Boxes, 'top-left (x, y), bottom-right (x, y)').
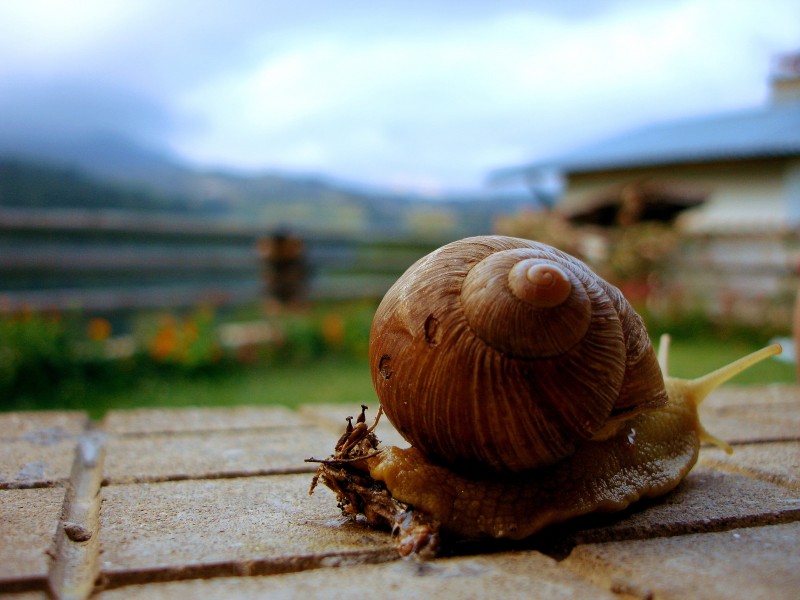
top-left (0, 208), bottom-right (447, 313)
top-left (3, 208), bottom-right (798, 328)
top-left (656, 231), bottom-right (800, 328)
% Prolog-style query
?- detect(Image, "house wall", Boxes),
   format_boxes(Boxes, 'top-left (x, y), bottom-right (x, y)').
top-left (562, 158), bottom-right (793, 234)
top-left (560, 158), bottom-right (800, 328)
top-left (787, 158), bottom-right (800, 223)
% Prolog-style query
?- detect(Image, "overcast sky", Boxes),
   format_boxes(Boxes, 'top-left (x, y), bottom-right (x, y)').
top-left (0, 0), bottom-right (798, 192)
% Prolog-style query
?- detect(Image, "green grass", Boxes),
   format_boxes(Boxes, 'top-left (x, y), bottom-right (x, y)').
top-left (3, 294), bottom-right (794, 422)
top-left (5, 336), bottom-right (793, 419)
top-left (6, 357), bottom-right (377, 419)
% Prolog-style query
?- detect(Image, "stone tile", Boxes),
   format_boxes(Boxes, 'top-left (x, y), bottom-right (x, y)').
top-left (553, 464), bottom-right (800, 546)
top-left (0, 487), bottom-right (65, 591)
top-left (0, 411), bottom-right (88, 438)
top-left (703, 384), bottom-right (800, 409)
top-left (0, 415), bottom-right (85, 488)
top-left (98, 474), bottom-right (396, 587)
top-left (103, 426), bottom-right (334, 484)
top-left (562, 522), bottom-right (800, 600)
top-left (298, 404), bottom-right (410, 449)
top-left (97, 550), bottom-right (615, 600)
top-left (699, 400), bottom-right (800, 444)
top-left (699, 442), bottom-right (800, 490)
top-left (0, 412), bottom-right (86, 489)
top-left (0, 440), bottom-right (80, 489)
top-left (102, 406), bottom-right (309, 435)
top-left (2, 398), bottom-right (797, 598)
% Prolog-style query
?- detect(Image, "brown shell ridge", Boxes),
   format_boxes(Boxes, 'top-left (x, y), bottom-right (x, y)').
top-left (398, 295), bottom-right (628, 472)
top-left (370, 238), bottom-right (481, 464)
top-left (460, 247), bottom-right (593, 359)
top-left (604, 282), bottom-right (668, 420)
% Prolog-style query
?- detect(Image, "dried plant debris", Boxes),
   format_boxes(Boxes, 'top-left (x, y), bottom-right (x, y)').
top-left (307, 405), bottom-right (440, 558)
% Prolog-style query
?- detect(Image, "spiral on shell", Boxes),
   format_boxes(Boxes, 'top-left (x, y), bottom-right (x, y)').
top-left (369, 235), bottom-right (667, 473)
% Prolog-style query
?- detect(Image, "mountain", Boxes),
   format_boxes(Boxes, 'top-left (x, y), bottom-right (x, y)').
top-left (0, 159), bottom-right (194, 213)
top-left (0, 134), bottom-right (535, 236)
top-left (0, 133), bottom-right (185, 187)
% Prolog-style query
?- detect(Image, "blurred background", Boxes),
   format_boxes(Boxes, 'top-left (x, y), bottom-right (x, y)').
top-left (1, 0), bottom-right (799, 415)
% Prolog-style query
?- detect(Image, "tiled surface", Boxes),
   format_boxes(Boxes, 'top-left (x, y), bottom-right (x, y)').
top-left (555, 466), bottom-right (800, 547)
top-left (698, 387), bottom-right (800, 443)
top-left (98, 476), bottom-right (395, 583)
top-left (98, 551), bottom-right (617, 600)
top-left (699, 442), bottom-right (800, 490)
top-left (103, 426), bottom-right (333, 484)
top-left (1, 387), bottom-right (799, 598)
top-left (101, 406), bottom-right (306, 435)
top-left (562, 522), bottom-right (800, 600)
top-left (0, 487), bottom-right (66, 591)
top-left (0, 411), bottom-right (89, 489)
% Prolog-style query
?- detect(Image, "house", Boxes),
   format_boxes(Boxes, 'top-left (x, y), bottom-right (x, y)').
top-left (493, 55), bottom-right (800, 234)
top-left (490, 54), bottom-right (800, 328)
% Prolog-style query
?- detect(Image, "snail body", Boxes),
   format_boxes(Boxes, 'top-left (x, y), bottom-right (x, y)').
top-left (362, 355), bottom-right (767, 542)
top-left (308, 235), bottom-right (780, 556)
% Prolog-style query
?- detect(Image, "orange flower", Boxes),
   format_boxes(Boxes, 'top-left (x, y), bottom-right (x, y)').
top-left (321, 313), bottom-right (345, 349)
top-left (150, 323), bottom-right (177, 361)
top-left (87, 318), bottom-right (112, 342)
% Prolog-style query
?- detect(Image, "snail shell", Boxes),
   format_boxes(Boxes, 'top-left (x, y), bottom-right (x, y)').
top-left (369, 235), bottom-right (666, 473)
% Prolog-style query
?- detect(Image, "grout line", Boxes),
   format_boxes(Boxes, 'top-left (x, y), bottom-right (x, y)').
top-left (699, 437), bottom-right (800, 450)
top-left (0, 480), bottom-right (64, 491)
top-left (47, 429), bottom-right (107, 600)
top-left (101, 466), bottom-right (317, 487)
top-left (105, 422), bottom-right (316, 439)
top-left (698, 458), bottom-right (800, 491)
top-left (558, 508), bottom-right (800, 550)
top-left (728, 437), bottom-right (800, 445)
top-left (96, 548), bottom-right (398, 592)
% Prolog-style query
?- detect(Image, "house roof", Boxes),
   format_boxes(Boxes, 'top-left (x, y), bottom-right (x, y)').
top-left (494, 100), bottom-right (800, 179)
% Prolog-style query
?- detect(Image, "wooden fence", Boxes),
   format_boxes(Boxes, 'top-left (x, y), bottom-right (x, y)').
top-left (2, 207), bottom-right (797, 330)
top-left (0, 208), bottom-right (446, 315)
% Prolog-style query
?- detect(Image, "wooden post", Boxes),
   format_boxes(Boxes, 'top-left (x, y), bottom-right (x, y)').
top-left (258, 229), bottom-right (308, 309)
top-left (793, 282), bottom-right (800, 382)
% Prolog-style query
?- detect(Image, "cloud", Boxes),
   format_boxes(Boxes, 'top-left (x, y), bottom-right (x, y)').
top-left (171, 0), bottom-right (800, 188)
top-left (0, 0), bottom-right (798, 190)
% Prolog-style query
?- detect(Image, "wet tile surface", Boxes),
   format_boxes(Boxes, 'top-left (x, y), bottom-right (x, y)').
top-left (0, 411), bottom-right (87, 489)
top-left (98, 474), bottom-right (395, 583)
top-left (0, 486), bottom-right (66, 591)
top-left (562, 522), bottom-right (800, 600)
top-left (1, 385), bottom-right (798, 599)
top-left (101, 406), bottom-right (306, 435)
top-left (98, 551), bottom-right (616, 600)
top-left (103, 426), bottom-right (331, 484)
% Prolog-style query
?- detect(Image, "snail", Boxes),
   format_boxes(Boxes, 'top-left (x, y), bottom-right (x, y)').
top-left (307, 235), bottom-right (781, 557)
